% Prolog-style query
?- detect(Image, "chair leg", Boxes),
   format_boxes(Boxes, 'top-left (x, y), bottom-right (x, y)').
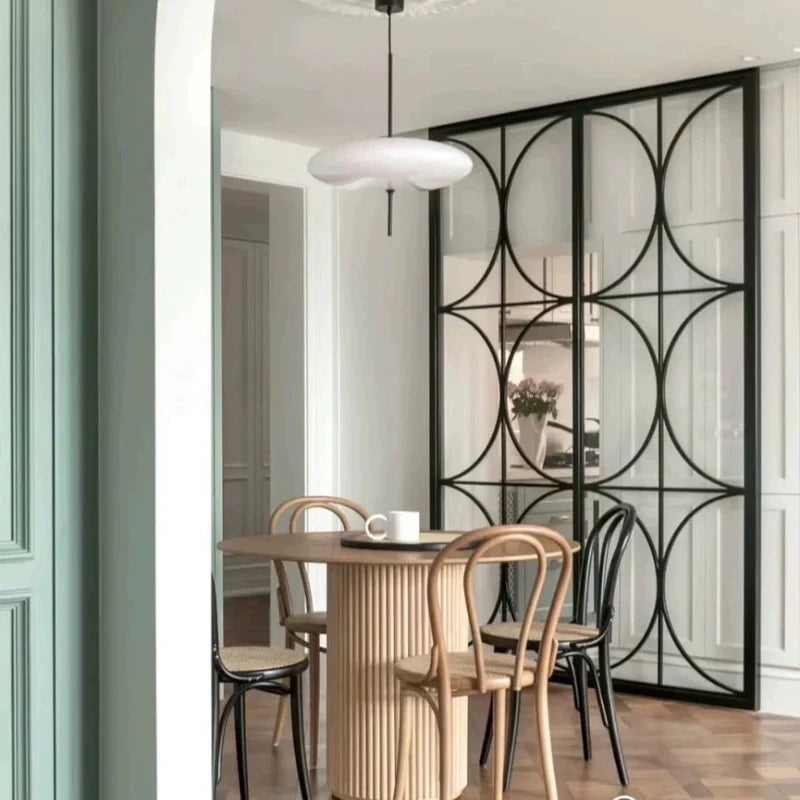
top-left (234, 690), bottom-right (249, 799)
top-left (438, 693), bottom-right (453, 800)
top-left (290, 674), bottom-right (312, 800)
top-left (534, 674), bottom-right (559, 800)
top-left (212, 670), bottom-right (221, 786)
top-left (575, 656), bottom-right (592, 762)
top-left (478, 694), bottom-right (493, 767)
top-left (598, 640), bottom-right (629, 786)
top-left (503, 690), bottom-right (521, 791)
top-left (566, 656), bottom-right (580, 711)
top-left (491, 690), bottom-right (507, 800)
top-left (479, 646), bottom-right (500, 768)
top-left (272, 632), bottom-right (294, 747)
top-left (392, 689), bottom-right (413, 800)
top-left (309, 633), bottom-right (320, 768)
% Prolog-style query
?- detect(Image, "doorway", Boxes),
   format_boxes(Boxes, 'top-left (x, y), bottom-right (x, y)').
top-left (218, 177), bottom-right (306, 641)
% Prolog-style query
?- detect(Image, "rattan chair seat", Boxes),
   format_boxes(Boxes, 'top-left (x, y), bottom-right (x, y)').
top-left (220, 646), bottom-right (307, 675)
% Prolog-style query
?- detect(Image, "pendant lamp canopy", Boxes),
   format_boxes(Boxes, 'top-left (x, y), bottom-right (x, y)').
top-left (294, 0), bottom-right (477, 17)
top-left (305, 0), bottom-right (474, 234)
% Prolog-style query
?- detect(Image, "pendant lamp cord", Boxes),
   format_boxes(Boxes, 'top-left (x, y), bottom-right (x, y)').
top-left (386, 7), bottom-right (394, 234)
top-left (387, 8), bottom-right (393, 137)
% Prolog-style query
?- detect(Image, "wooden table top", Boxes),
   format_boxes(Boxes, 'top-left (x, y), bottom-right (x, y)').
top-left (218, 531), bottom-right (580, 566)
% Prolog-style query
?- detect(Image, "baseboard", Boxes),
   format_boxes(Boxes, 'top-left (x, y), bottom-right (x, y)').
top-left (760, 666), bottom-right (800, 716)
top-left (223, 560), bottom-right (270, 598)
top-left (607, 647), bottom-right (800, 716)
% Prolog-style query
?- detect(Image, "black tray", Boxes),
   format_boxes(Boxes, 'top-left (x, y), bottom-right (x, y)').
top-left (340, 531), bottom-right (462, 552)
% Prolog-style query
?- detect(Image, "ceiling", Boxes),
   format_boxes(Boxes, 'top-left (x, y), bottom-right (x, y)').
top-left (212, 0), bottom-right (800, 146)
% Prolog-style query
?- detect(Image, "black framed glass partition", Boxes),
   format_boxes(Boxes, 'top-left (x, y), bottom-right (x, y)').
top-left (429, 70), bottom-right (760, 709)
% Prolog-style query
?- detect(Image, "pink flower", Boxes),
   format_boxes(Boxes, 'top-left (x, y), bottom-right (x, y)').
top-left (506, 381), bottom-right (518, 397)
top-left (518, 377), bottom-right (535, 392)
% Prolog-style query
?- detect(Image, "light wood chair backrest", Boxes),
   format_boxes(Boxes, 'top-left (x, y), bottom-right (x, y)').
top-left (424, 525), bottom-right (573, 694)
top-left (269, 496), bottom-right (370, 623)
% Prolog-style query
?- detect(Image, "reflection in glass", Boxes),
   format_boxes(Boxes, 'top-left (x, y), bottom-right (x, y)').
top-left (504, 304), bottom-right (574, 483)
top-left (506, 117), bottom-right (573, 304)
top-left (441, 129), bottom-right (501, 307)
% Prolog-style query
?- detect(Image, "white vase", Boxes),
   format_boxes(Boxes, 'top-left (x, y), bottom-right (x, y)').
top-left (518, 414), bottom-right (548, 469)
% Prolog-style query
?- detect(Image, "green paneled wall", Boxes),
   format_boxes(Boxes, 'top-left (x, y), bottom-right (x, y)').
top-left (0, 0), bottom-right (98, 797)
top-left (0, 1), bottom-right (54, 798)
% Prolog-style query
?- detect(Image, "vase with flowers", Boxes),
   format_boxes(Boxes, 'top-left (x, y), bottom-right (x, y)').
top-left (507, 378), bottom-right (563, 468)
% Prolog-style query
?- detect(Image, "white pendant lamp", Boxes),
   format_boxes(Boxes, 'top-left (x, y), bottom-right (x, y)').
top-left (307, 0), bottom-right (473, 234)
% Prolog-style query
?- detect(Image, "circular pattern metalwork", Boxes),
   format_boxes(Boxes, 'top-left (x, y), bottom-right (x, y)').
top-left (434, 78), bottom-right (756, 704)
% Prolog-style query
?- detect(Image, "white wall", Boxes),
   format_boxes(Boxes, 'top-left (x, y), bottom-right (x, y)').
top-left (336, 186), bottom-right (431, 526)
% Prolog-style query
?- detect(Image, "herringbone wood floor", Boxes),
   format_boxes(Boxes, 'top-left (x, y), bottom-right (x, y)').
top-left (218, 595), bottom-right (800, 800)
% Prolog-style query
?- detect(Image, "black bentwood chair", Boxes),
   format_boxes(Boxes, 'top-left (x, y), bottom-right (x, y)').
top-left (212, 578), bottom-right (311, 800)
top-left (477, 503), bottom-right (636, 790)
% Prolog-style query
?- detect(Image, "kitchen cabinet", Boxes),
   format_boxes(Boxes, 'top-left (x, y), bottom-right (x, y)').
top-left (761, 66), bottom-right (800, 218)
top-left (761, 215), bottom-right (800, 495)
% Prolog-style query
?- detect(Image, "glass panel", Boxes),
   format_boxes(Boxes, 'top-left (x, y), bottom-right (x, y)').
top-left (589, 297), bottom-right (658, 484)
top-left (506, 117), bottom-right (572, 305)
top-left (662, 493), bottom-right (744, 693)
top-left (585, 100), bottom-right (658, 296)
top-left (441, 129), bottom-right (502, 307)
top-left (663, 87), bottom-right (744, 291)
top-left (515, 488), bottom-right (574, 621)
top-left (443, 485), bottom-right (500, 623)
top-left (503, 304), bottom-right (574, 484)
top-left (663, 292), bottom-right (744, 487)
top-left (442, 484), bottom-right (498, 532)
top-left (585, 490), bottom-right (659, 685)
top-left (442, 307), bottom-right (501, 480)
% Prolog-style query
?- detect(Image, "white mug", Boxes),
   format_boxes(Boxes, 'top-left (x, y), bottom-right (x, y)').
top-left (364, 511), bottom-right (420, 543)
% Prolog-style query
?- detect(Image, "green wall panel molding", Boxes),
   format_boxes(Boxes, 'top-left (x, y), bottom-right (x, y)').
top-left (1, 0), bottom-right (99, 797)
top-left (1, 0), bottom-right (30, 558)
top-left (0, 595), bottom-right (30, 800)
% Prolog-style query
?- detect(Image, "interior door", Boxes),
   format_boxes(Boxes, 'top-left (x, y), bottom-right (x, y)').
top-left (221, 238), bottom-right (270, 595)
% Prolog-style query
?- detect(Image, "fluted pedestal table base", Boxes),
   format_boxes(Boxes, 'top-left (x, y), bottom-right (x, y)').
top-left (327, 562), bottom-right (469, 800)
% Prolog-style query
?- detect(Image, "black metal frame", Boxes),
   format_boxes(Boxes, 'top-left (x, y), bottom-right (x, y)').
top-left (428, 69), bottom-right (761, 709)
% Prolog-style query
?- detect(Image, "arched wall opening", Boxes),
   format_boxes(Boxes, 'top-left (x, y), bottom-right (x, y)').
top-left (99, 1), bottom-right (216, 796)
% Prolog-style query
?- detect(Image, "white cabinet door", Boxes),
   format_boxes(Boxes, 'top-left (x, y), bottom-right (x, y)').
top-left (761, 215), bottom-right (800, 495)
top-left (761, 66), bottom-right (800, 218)
top-left (760, 495), bottom-right (800, 669)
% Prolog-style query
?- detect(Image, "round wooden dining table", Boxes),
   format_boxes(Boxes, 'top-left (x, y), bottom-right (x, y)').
top-left (219, 531), bottom-right (580, 800)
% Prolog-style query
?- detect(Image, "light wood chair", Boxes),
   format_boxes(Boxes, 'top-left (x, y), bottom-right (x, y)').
top-left (269, 495), bottom-right (370, 767)
top-left (392, 525), bottom-right (574, 800)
